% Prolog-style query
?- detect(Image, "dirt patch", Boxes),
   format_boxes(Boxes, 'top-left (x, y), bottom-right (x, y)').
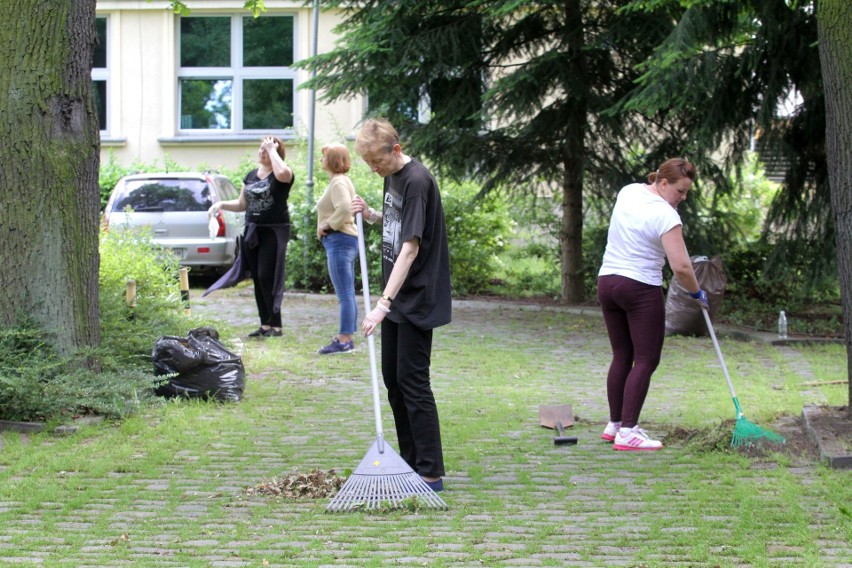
top-left (804, 405), bottom-right (852, 451)
top-left (660, 415), bottom-right (822, 463)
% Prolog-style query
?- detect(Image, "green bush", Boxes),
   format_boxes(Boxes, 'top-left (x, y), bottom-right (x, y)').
top-left (490, 194), bottom-right (561, 298)
top-left (443, 180), bottom-right (512, 295)
top-left (0, 317), bottom-right (160, 423)
top-left (98, 224), bottom-right (223, 366)
top-left (0, 221), bottom-right (235, 423)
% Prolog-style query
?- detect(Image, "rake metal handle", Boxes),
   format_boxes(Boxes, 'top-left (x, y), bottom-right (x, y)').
top-left (355, 212), bottom-right (385, 453)
top-left (701, 307), bottom-right (743, 418)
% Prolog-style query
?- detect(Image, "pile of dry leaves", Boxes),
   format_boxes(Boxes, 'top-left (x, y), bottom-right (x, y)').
top-left (246, 468), bottom-right (347, 499)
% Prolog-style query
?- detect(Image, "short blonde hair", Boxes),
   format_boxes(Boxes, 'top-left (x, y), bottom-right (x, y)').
top-left (354, 118), bottom-right (399, 156)
top-left (322, 142), bottom-right (351, 174)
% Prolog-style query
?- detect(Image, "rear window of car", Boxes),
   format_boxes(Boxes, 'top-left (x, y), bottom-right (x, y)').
top-left (110, 179), bottom-right (212, 212)
top-left (214, 178), bottom-right (240, 201)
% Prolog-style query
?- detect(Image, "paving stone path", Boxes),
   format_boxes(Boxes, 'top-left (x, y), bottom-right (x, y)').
top-left (0, 287), bottom-right (849, 567)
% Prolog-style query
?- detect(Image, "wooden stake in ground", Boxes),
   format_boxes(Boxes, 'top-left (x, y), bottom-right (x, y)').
top-left (125, 279), bottom-right (136, 320)
top-left (179, 268), bottom-right (190, 316)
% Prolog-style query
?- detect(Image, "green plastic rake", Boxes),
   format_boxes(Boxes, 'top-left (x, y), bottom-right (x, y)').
top-left (701, 308), bottom-right (785, 448)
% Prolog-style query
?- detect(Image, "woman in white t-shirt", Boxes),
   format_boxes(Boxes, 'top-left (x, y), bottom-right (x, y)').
top-left (597, 158), bottom-right (708, 451)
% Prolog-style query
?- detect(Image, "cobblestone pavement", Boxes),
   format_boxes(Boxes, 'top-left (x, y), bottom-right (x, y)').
top-left (0, 287), bottom-right (849, 567)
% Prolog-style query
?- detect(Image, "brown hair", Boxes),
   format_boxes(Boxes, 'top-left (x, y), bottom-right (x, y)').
top-left (322, 142), bottom-right (351, 174)
top-left (265, 136), bottom-right (286, 160)
top-left (648, 158), bottom-right (696, 185)
top-left (354, 118), bottom-right (399, 156)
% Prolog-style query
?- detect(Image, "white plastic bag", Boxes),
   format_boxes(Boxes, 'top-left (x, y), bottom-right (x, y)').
top-left (208, 215), bottom-right (219, 239)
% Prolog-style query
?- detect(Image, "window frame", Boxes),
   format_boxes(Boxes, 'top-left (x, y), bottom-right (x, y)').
top-left (92, 15), bottom-right (110, 135)
top-left (176, 13), bottom-right (298, 135)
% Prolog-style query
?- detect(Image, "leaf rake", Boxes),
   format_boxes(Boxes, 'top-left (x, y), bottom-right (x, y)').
top-left (701, 308), bottom-right (785, 448)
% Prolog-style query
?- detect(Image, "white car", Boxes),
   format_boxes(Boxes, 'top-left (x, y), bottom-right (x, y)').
top-left (103, 172), bottom-right (245, 274)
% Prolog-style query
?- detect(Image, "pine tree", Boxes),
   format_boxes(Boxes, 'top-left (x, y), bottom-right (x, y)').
top-left (302, 0), bottom-right (686, 303)
top-left (621, 0), bottom-right (831, 287)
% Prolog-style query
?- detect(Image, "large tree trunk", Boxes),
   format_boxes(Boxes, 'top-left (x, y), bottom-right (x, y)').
top-left (817, 0), bottom-right (852, 412)
top-left (0, 1), bottom-right (101, 356)
top-left (559, 0), bottom-right (587, 304)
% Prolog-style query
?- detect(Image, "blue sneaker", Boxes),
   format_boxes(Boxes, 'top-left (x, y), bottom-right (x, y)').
top-left (318, 338), bottom-right (354, 355)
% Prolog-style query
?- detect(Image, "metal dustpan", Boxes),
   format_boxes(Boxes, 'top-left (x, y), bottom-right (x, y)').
top-left (539, 404), bottom-right (574, 430)
top-left (326, 213), bottom-right (447, 512)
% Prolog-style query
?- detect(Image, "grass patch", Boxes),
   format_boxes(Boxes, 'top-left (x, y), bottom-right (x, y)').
top-left (0, 293), bottom-right (849, 566)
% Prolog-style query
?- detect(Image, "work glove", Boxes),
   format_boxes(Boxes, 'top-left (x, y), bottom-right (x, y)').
top-left (689, 289), bottom-right (709, 310)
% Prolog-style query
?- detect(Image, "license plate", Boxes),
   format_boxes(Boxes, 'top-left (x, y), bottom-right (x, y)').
top-left (172, 248), bottom-right (185, 259)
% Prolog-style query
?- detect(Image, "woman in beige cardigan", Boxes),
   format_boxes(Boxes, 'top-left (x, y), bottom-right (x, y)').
top-left (315, 142), bottom-right (359, 354)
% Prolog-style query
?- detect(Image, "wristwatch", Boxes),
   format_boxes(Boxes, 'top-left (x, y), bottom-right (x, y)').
top-left (380, 294), bottom-right (393, 304)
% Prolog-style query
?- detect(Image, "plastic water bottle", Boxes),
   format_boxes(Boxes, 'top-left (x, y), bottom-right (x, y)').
top-left (778, 310), bottom-right (788, 339)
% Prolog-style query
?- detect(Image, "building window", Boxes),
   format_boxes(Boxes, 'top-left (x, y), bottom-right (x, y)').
top-left (92, 16), bottom-right (108, 133)
top-left (178, 15), bottom-right (296, 133)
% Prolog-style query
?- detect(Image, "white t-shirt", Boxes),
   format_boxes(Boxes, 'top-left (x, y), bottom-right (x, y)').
top-left (598, 183), bottom-right (682, 286)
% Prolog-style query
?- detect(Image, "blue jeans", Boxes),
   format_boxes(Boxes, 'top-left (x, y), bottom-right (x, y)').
top-left (322, 232), bottom-right (358, 335)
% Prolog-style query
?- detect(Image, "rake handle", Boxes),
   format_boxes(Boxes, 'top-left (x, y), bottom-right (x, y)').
top-left (355, 212), bottom-right (385, 453)
top-left (701, 307), bottom-right (743, 418)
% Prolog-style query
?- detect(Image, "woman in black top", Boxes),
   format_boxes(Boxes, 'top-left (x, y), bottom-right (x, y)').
top-left (206, 136), bottom-right (294, 337)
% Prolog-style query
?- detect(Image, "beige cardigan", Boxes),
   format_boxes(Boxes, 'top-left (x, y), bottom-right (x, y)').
top-left (316, 175), bottom-right (357, 238)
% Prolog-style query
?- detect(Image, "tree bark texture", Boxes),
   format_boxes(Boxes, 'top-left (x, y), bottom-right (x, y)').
top-left (559, 0), bottom-right (588, 305)
top-left (817, 0), bottom-right (852, 410)
top-left (0, 0), bottom-right (101, 355)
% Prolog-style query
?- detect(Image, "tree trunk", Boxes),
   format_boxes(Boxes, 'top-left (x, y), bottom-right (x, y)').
top-left (560, 151), bottom-right (586, 304)
top-left (0, 1), bottom-right (101, 356)
top-left (817, 0), bottom-right (852, 412)
top-left (559, 0), bottom-right (587, 305)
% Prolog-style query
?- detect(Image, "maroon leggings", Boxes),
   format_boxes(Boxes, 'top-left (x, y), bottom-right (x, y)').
top-left (597, 274), bottom-right (666, 428)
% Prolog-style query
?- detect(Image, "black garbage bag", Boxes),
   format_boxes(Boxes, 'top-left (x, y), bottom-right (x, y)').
top-left (152, 326), bottom-right (245, 402)
top-left (665, 255), bottom-right (728, 336)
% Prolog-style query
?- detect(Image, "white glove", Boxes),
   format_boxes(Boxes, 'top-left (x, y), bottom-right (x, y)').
top-left (208, 202), bottom-right (222, 218)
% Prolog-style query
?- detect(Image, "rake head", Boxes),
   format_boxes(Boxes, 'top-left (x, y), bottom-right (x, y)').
top-left (730, 415), bottom-right (786, 448)
top-left (326, 439), bottom-right (447, 513)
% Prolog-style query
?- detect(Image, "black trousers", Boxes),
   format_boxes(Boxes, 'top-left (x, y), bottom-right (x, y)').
top-left (381, 318), bottom-right (445, 478)
top-left (244, 227), bottom-right (285, 328)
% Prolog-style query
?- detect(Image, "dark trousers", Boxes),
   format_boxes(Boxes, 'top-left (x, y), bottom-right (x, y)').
top-left (597, 274), bottom-right (666, 428)
top-left (381, 319), bottom-right (445, 478)
top-left (244, 227), bottom-right (284, 328)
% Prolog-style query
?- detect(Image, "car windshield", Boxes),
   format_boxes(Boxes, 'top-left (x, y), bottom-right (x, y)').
top-left (111, 179), bottom-right (212, 212)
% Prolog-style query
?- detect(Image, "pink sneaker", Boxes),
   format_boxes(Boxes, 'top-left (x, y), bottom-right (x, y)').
top-left (613, 426), bottom-right (663, 451)
top-left (601, 421), bottom-right (621, 442)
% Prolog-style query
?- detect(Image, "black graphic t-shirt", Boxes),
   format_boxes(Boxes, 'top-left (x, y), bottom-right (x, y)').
top-left (381, 158), bottom-right (451, 330)
top-left (243, 168), bottom-right (293, 225)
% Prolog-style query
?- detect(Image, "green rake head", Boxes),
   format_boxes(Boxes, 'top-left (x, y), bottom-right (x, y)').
top-left (729, 398), bottom-right (785, 448)
top-left (731, 415), bottom-right (786, 448)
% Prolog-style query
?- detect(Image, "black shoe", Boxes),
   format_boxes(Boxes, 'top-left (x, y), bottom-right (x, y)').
top-left (248, 327), bottom-right (267, 337)
top-left (263, 328), bottom-right (283, 337)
